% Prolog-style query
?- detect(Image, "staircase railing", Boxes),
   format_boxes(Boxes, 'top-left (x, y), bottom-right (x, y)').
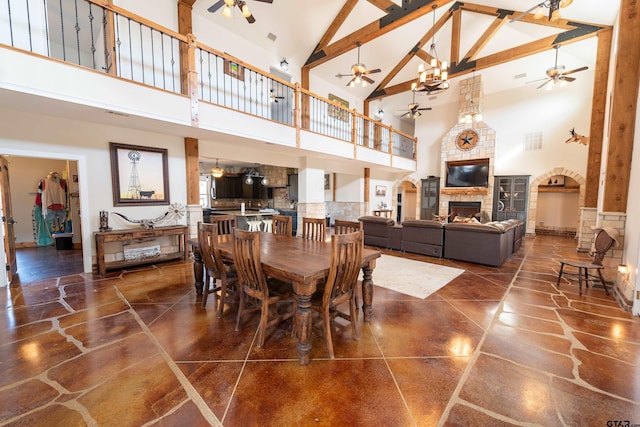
top-left (0, 0), bottom-right (416, 160)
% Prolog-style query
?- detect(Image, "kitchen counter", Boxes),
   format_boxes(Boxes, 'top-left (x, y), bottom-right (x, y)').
top-left (211, 210), bottom-right (278, 217)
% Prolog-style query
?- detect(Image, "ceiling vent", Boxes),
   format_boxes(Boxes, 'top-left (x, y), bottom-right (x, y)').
top-left (266, 32), bottom-right (277, 42)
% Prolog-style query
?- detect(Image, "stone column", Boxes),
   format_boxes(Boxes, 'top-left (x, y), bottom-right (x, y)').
top-left (577, 207), bottom-right (597, 253)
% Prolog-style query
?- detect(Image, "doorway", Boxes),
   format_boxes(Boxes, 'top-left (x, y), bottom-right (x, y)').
top-left (1, 155), bottom-right (84, 285)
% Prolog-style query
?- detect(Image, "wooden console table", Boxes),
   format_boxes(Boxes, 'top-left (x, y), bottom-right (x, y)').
top-left (95, 225), bottom-right (188, 276)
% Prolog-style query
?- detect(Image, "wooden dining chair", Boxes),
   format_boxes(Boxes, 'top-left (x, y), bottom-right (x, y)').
top-left (302, 217), bottom-right (326, 242)
top-left (198, 222), bottom-right (238, 317)
top-left (233, 229), bottom-right (295, 347)
top-left (209, 214), bottom-right (235, 235)
top-left (272, 215), bottom-right (292, 236)
top-left (333, 219), bottom-right (362, 235)
top-left (310, 230), bottom-right (363, 359)
top-left (556, 227), bottom-right (616, 296)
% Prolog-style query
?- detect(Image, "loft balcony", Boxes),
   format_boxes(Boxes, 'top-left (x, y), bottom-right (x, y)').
top-left (0, 0), bottom-right (417, 173)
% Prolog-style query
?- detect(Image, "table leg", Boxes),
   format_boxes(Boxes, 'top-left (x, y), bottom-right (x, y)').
top-left (191, 246), bottom-right (204, 296)
top-left (294, 292), bottom-right (312, 366)
top-left (361, 260), bottom-right (376, 323)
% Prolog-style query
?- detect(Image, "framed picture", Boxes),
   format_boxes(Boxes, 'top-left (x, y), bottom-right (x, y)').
top-left (375, 185), bottom-right (386, 197)
top-left (328, 93), bottom-right (350, 122)
top-left (224, 59), bottom-right (245, 81)
top-left (110, 142), bottom-right (170, 206)
top-left (324, 174), bottom-right (330, 190)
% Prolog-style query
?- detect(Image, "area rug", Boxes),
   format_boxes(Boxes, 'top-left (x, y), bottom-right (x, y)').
top-left (363, 254), bottom-right (465, 299)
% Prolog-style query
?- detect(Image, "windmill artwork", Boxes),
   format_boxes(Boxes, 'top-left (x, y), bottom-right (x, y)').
top-left (109, 142), bottom-right (171, 206)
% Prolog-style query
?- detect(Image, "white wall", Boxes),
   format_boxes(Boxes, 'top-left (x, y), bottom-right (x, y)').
top-left (628, 86), bottom-right (640, 315)
top-left (0, 108), bottom-right (188, 273)
top-left (537, 192), bottom-right (580, 230)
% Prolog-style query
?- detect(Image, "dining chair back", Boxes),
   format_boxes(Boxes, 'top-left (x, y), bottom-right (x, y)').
top-left (233, 229), bottom-right (294, 347)
top-left (209, 214), bottom-right (235, 235)
top-left (302, 217), bottom-right (326, 242)
top-left (272, 215), bottom-right (292, 236)
top-left (556, 227), bottom-right (616, 296)
top-left (198, 222), bottom-right (238, 316)
top-left (333, 219), bottom-right (362, 235)
top-left (312, 230), bottom-right (363, 358)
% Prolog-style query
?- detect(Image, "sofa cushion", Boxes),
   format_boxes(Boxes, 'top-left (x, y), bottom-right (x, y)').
top-left (401, 219), bottom-right (443, 229)
top-left (444, 222), bottom-right (504, 234)
top-left (358, 215), bottom-right (395, 226)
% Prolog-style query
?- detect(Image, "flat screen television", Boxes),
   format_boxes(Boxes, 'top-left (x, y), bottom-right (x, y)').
top-left (445, 159), bottom-right (489, 188)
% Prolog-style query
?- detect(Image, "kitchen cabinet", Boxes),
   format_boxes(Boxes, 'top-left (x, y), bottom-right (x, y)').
top-left (214, 176), bottom-right (242, 199)
top-left (493, 175), bottom-right (529, 225)
top-left (420, 177), bottom-right (439, 220)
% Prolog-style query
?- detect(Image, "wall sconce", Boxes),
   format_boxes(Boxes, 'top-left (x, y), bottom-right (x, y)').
top-left (280, 57), bottom-right (289, 71)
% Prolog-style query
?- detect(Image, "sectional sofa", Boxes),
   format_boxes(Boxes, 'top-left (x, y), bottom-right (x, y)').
top-left (358, 216), bottom-right (524, 267)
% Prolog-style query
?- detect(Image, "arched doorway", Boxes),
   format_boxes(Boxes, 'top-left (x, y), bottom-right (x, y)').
top-left (527, 168), bottom-right (585, 236)
top-left (392, 177), bottom-right (421, 223)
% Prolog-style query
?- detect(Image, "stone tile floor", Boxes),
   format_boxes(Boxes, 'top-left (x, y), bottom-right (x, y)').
top-left (1, 235), bottom-right (639, 426)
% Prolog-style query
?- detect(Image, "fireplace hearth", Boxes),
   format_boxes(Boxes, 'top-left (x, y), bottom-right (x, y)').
top-left (448, 202), bottom-right (481, 222)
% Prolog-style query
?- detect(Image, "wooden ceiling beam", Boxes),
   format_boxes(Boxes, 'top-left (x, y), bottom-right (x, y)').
top-left (366, 0), bottom-right (396, 12)
top-left (314, 0), bottom-right (359, 53)
top-left (463, 15), bottom-right (508, 62)
top-left (450, 7), bottom-right (461, 65)
top-left (305, 0), bottom-right (453, 69)
top-left (370, 6), bottom-right (452, 96)
top-left (366, 23), bottom-right (604, 101)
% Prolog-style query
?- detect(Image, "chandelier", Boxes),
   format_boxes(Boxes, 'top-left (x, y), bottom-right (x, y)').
top-left (459, 72), bottom-right (482, 126)
top-left (210, 159), bottom-right (224, 178)
top-left (412, 4), bottom-right (449, 95)
top-left (244, 168), bottom-right (267, 186)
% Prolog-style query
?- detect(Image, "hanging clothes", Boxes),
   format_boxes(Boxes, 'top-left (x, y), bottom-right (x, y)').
top-left (33, 172), bottom-right (67, 246)
top-left (41, 172), bottom-right (67, 217)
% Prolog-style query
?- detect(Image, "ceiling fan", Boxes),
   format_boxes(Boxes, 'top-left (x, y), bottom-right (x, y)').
top-left (207, 0), bottom-right (273, 24)
top-left (529, 45), bottom-right (588, 90)
top-left (335, 42), bottom-right (381, 88)
top-left (511, 0), bottom-right (573, 23)
top-left (400, 93), bottom-right (432, 119)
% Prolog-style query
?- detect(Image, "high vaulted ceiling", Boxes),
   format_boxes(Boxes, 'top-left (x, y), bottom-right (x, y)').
top-left (194, 0), bottom-right (618, 120)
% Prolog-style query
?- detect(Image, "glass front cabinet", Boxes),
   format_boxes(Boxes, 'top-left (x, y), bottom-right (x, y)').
top-left (420, 177), bottom-right (440, 220)
top-left (493, 175), bottom-right (529, 225)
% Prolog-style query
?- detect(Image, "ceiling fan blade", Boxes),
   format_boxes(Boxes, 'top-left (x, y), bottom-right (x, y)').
top-left (560, 76), bottom-right (576, 82)
top-left (536, 79), bottom-right (552, 89)
top-left (417, 107), bottom-right (432, 111)
top-left (207, 0), bottom-right (225, 13)
top-left (346, 77), bottom-right (356, 87)
top-left (526, 77), bottom-right (549, 84)
top-left (362, 75), bottom-right (375, 84)
top-left (236, 1), bottom-right (256, 23)
top-left (335, 73), bottom-right (351, 78)
top-left (562, 66), bottom-right (588, 76)
top-left (401, 111), bottom-right (410, 118)
top-left (364, 68), bottom-right (381, 74)
top-left (253, 0), bottom-right (273, 3)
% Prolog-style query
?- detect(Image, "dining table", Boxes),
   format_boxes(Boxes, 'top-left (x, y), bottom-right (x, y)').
top-left (189, 232), bottom-right (381, 365)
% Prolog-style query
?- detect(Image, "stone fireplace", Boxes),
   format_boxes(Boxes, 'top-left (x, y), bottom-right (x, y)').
top-left (439, 75), bottom-right (496, 221)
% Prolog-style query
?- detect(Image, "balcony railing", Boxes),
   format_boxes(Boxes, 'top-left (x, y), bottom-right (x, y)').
top-left (1, 0), bottom-right (417, 161)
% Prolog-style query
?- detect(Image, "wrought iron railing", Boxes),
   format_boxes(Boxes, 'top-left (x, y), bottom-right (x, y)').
top-left (1, 0), bottom-right (416, 160)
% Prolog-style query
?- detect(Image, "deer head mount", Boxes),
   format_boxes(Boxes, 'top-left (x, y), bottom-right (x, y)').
top-left (565, 127), bottom-right (589, 145)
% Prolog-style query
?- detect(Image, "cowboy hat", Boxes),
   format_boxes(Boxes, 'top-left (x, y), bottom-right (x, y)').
top-left (591, 225), bottom-right (619, 247)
